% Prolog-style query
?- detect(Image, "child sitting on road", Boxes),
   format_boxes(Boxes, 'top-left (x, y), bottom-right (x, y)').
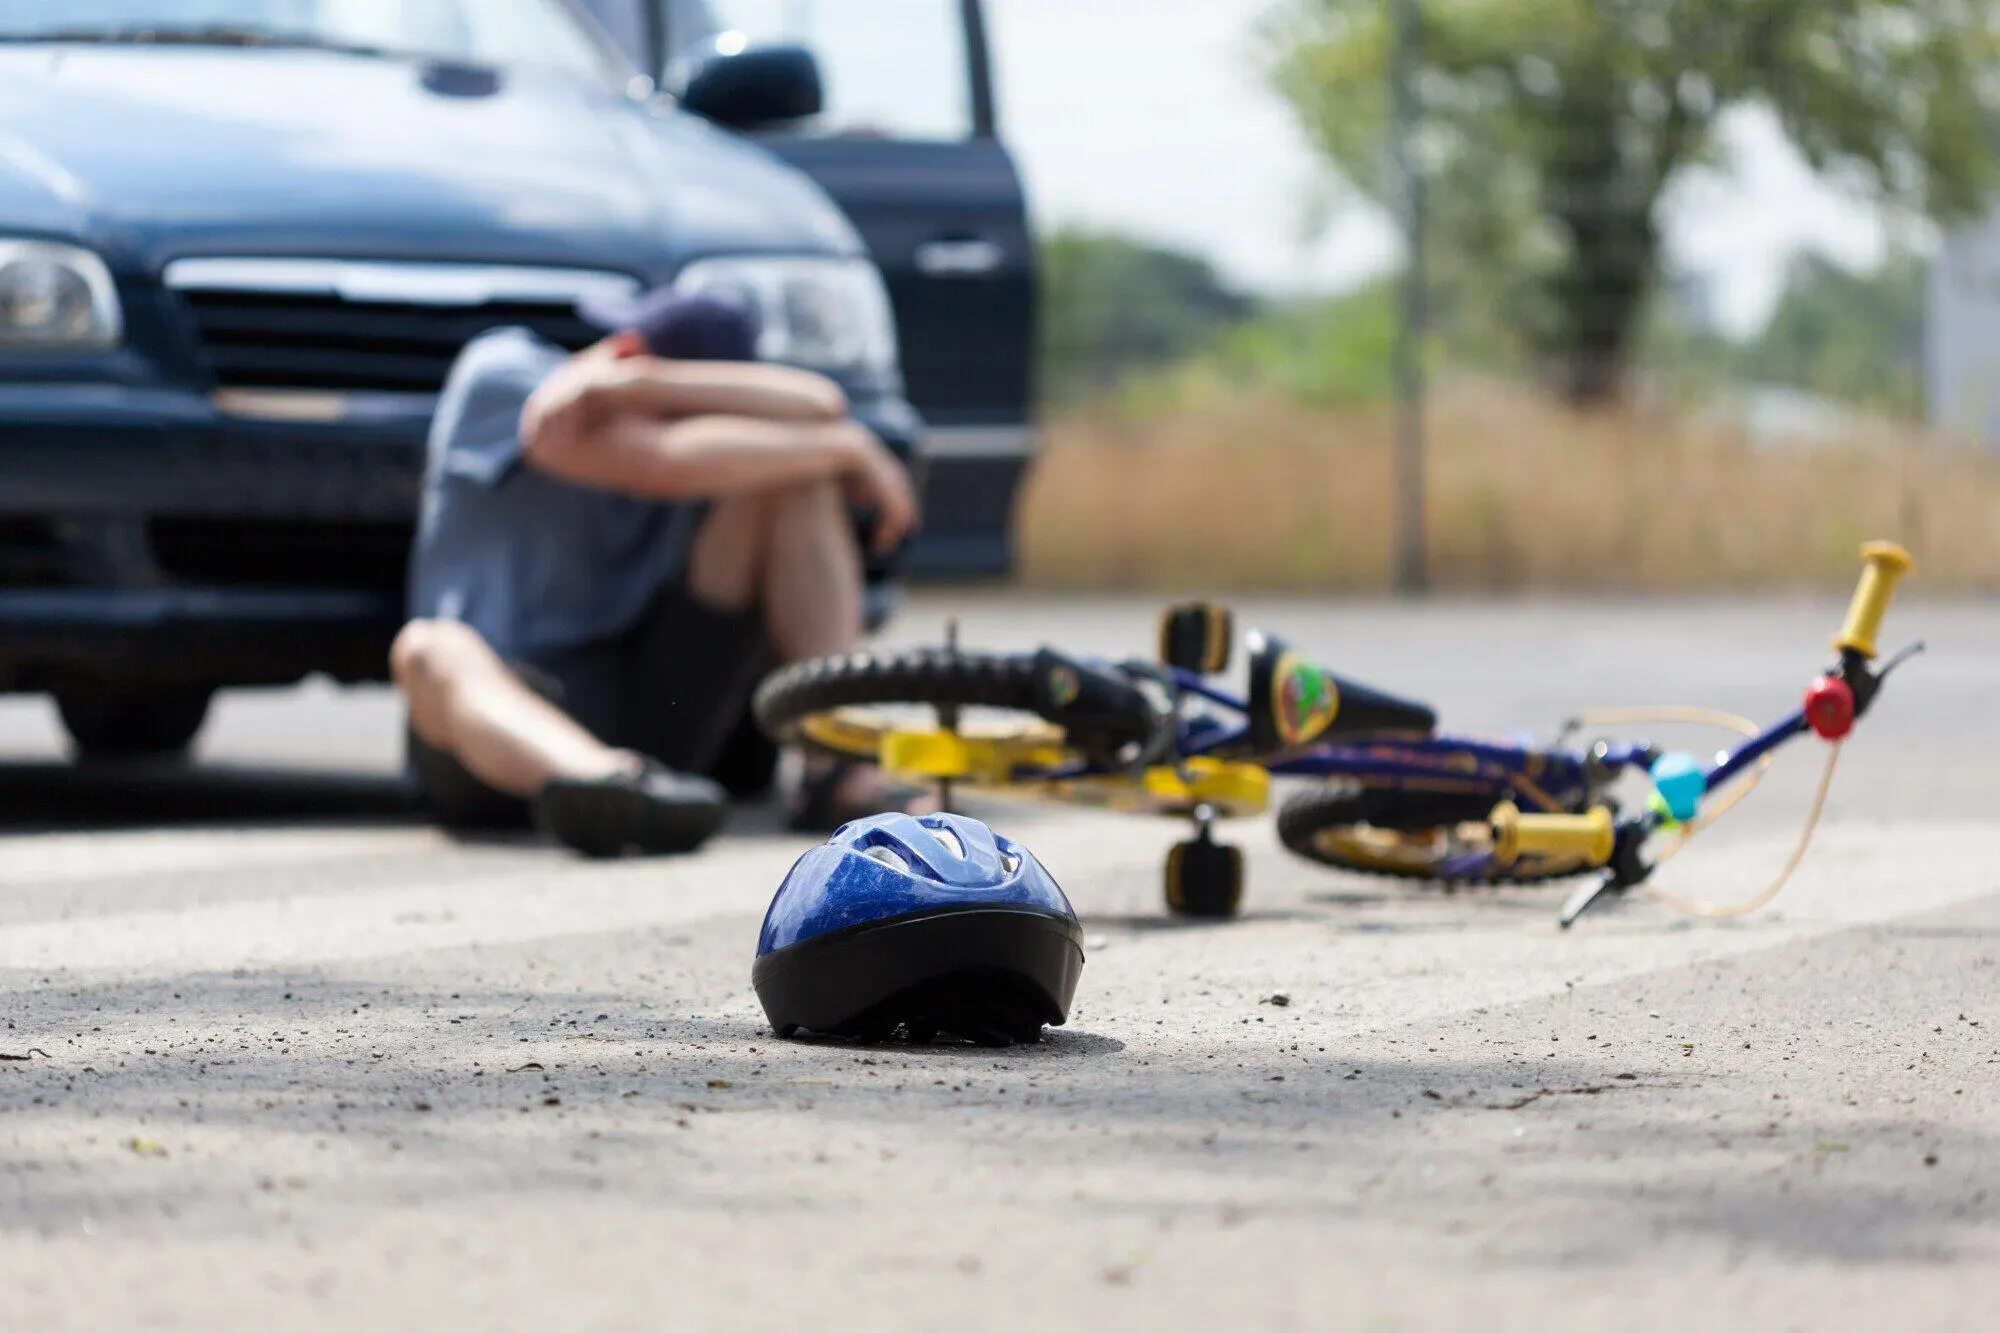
top-left (394, 290), bottom-right (922, 856)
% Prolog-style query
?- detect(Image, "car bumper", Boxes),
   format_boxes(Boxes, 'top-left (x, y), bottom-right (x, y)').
top-left (0, 588), bottom-right (402, 692)
top-left (0, 383), bottom-right (425, 520)
top-left (0, 381), bottom-right (921, 689)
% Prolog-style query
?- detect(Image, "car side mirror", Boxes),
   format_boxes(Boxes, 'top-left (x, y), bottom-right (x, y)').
top-left (680, 43), bottom-right (823, 129)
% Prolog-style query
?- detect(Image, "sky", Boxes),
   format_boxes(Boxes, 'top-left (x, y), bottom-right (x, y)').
top-left (981, 0), bottom-right (1902, 337)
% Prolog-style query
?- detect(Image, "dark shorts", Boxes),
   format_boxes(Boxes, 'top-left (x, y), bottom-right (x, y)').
top-left (409, 582), bottom-right (774, 829)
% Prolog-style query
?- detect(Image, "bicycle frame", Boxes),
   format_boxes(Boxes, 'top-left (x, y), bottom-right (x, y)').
top-left (781, 542), bottom-right (1916, 927)
top-left (1014, 657), bottom-right (1823, 850)
top-left (1168, 666), bottom-right (1604, 814)
top-left (1017, 663), bottom-right (1598, 794)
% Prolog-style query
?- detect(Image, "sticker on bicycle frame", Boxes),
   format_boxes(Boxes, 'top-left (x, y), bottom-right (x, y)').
top-left (1273, 650), bottom-right (1340, 747)
top-left (1046, 664), bottom-right (1081, 708)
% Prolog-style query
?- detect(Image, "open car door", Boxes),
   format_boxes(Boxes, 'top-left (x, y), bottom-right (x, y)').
top-left (639, 0), bottom-right (1037, 576)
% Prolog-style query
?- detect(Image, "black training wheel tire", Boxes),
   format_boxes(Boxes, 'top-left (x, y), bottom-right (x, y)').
top-left (56, 686), bottom-right (214, 760)
top-left (1158, 601), bottom-right (1234, 675)
top-left (706, 707), bottom-right (781, 800)
top-left (1276, 784), bottom-right (1588, 885)
top-left (1165, 837), bottom-right (1244, 919)
top-left (753, 647), bottom-right (1160, 762)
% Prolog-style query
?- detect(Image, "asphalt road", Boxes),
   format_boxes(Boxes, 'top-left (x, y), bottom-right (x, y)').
top-left (1, 592), bottom-right (1996, 1332)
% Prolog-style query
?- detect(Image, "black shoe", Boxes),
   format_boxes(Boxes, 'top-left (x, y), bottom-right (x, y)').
top-left (534, 763), bottom-right (728, 858)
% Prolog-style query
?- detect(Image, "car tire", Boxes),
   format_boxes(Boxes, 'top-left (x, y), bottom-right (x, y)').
top-left (56, 686), bottom-right (215, 760)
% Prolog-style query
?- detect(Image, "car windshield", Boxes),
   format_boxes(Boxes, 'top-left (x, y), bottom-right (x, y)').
top-left (0, 0), bottom-right (622, 79)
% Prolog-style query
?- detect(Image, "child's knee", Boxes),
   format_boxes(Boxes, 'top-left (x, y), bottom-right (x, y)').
top-left (769, 477), bottom-right (844, 518)
top-left (391, 620), bottom-right (486, 696)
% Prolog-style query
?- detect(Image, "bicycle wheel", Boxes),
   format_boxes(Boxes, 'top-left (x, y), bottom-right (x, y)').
top-left (753, 647), bottom-right (1164, 771)
top-left (1276, 783), bottom-right (1596, 885)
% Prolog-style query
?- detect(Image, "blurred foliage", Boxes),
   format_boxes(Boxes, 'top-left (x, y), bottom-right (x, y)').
top-left (1266, 0), bottom-right (2000, 404)
top-left (1111, 282), bottom-right (1401, 418)
top-left (1036, 224), bottom-right (1407, 413)
top-left (1036, 227), bottom-right (1252, 404)
top-left (1037, 221), bottom-right (1926, 427)
top-left (1643, 247), bottom-right (1928, 417)
top-left (1750, 247), bottom-right (1925, 416)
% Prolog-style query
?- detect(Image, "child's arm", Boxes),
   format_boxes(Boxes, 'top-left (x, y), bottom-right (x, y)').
top-left (521, 401), bottom-right (917, 554)
top-left (530, 353), bottom-right (849, 432)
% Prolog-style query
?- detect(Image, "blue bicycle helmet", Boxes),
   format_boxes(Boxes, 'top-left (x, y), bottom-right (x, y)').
top-left (753, 812), bottom-right (1084, 1045)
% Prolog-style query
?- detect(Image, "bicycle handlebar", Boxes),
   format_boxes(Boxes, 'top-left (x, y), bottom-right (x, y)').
top-left (1490, 801), bottom-right (1615, 870)
top-left (1530, 539), bottom-right (1916, 925)
top-left (1833, 541), bottom-right (1915, 660)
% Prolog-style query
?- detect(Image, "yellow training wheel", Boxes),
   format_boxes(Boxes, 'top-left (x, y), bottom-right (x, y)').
top-left (798, 709), bottom-right (1067, 766)
top-left (877, 726), bottom-right (1069, 787)
top-left (1019, 758), bottom-right (1270, 818)
top-left (799, 708), bottom-right (1269, 818)
top-left (1140, 758), bottom-right (1269, 817)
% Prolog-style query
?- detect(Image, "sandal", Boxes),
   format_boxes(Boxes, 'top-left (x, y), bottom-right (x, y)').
top-left (787, 758), bottom-right (933, 834)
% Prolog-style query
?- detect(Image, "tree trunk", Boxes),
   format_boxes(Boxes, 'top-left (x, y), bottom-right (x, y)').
top-left (1550, 223), bottom-right (1654, 406)
top-left (1542, 130), bottom-right (1660, 407)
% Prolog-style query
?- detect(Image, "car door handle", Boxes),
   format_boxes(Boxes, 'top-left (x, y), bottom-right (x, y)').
top-left (913, 237), bottom-right (1006, 279)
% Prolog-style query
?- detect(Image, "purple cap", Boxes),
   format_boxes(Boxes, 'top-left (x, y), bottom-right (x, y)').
top-left (577, 287), bottom-right (761, 362)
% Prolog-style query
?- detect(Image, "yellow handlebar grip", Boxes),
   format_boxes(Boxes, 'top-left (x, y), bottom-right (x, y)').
top-left (1490, 801), bottom-right (1616, 869)
top-left (1833, 540), bottom-right (1914, 660)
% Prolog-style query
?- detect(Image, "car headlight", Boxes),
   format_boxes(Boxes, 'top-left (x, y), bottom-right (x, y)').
top-left (673, 256), bottom-right (897, 380)
top-left (0, 241), bottom-right (122, 350)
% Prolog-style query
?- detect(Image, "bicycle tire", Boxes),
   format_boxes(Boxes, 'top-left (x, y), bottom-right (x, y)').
top-left (753, 648), bottom-right (1162, 765)
top-left (1276, 783), bottom-right (1592, 886)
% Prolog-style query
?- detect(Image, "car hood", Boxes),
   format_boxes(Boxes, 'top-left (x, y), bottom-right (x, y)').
top-left (0, 46), bottom-right (860, 281)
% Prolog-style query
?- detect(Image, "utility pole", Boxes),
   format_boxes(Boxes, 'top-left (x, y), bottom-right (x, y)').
top-left (1390, 0), bottom-right (1428, 594)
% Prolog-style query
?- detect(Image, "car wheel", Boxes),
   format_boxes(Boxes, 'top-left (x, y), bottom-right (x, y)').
top-left (56, 686), bottom-right (215, 760)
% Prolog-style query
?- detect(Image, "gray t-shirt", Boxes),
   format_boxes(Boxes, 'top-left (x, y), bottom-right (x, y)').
top-left (408, 327), bottom-right (702, 662)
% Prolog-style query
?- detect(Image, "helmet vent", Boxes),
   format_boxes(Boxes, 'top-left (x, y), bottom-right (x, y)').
top-left (1000, 852), bottom-right (1021, 874)
top-left (861, 845), bottom-right (909, 872)
top-left (929, 825), bottom-right (967, 859)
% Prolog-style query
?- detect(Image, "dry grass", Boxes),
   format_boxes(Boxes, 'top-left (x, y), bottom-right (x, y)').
top-left (1016, 379), bottom-right (2000, 593)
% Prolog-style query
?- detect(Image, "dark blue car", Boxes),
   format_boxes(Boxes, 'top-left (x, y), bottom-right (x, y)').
top-left (0, 0), bottom-right (1034, 758)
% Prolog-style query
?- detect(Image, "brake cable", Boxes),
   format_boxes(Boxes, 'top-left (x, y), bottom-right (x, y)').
top-left (1566, 705), bottom-right (1774, 835)
top-left (1567, 700), bottom-right (1855, 920)
top-left (1638, 742), bottom-right (1842, 920)
top-left (1563, 705), bottom-right (1811, 919)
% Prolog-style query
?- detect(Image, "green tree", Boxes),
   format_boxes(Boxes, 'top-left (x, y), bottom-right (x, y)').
top-left (1268, 0), bottom-right (2000, 404)
top-left (1750, 248), bottom-right (1926, 416)
top-left (1037, 227), bottom-right (1253, 404)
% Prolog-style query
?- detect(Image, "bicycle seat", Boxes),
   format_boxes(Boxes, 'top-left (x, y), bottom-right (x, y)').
top-left (1245, 632), bottom-right (1437, 752)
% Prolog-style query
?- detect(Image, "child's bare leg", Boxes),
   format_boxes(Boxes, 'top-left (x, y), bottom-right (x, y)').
top-left (392, 620), bottom-right (635, 797)
top-left (761, 480), bottom-right (866, 660)
top-left (686, 479), bottom-right (929, 822)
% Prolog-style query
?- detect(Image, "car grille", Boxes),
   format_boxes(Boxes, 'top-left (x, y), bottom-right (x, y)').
top-left (0, 518), bottom-right (68, 588)
top-left (149, 517), bottom-right (414, 591)
top-left (176, 289), bottom-right (602, 394)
